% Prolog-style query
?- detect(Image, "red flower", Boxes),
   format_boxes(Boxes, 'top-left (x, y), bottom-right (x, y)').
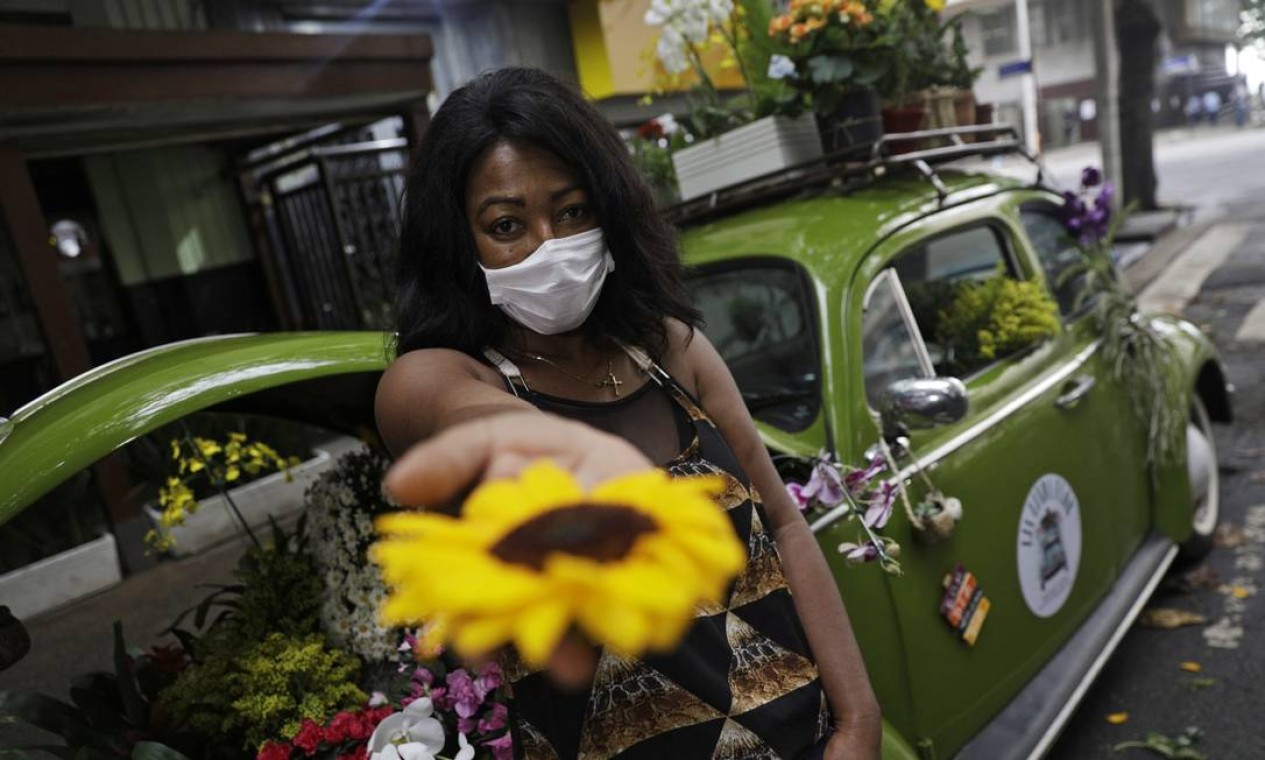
top-left (326, 711), bottom-right (359, 744)
top-left (637, 119), bottom-right (666, 140)
top-left (257, 741), bottom-right (293, 760)
top-left (146, 644), bottom-right (190, 676)
top-left (292, 719), bottom-right (325, 756)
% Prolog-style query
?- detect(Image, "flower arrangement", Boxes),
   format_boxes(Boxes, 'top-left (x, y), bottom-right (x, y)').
top-left (302, 447), bottom-right (400, 662)
top-left (937, 267), bottom-right (1062, 375)
top-left (1061, 166), bottom-right (1183, 467)
top-left (0, 445), bottom-right (512, 760)
top-left (782, 452), bottom-right (903, 574)
top-left (147, 431), bottom-right (301, 552)
top-left (372, 460), bottom-right (746, 666)
top-left (644, 0), bottom-right (757, 138)
top-left (765, 0), bottom-right (891, 115)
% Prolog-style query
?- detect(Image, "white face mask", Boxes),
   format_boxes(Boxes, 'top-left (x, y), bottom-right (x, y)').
top-left (479, 227), bottom-right (615, 335)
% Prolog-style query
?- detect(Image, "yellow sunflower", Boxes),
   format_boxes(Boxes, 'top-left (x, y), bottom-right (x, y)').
top-left (372, 460), bottom-right (747, 667)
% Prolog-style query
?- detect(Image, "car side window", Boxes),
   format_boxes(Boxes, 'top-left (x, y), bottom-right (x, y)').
top-left (1020, 207), bottom-right (1091, 317)
top-left (862, 269), bottom-right (934, 409)
top-left (688, 261), bottom-right (821, 432)
top-left (892, 225), bottom-right (1020, 378)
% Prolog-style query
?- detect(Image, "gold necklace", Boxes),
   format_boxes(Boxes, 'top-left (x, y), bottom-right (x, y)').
top-left (516, 351), bottom-right (625, 397)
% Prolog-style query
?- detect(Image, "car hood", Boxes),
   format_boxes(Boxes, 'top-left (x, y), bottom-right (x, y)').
top-left (0, 331), bottom-right (390, 525)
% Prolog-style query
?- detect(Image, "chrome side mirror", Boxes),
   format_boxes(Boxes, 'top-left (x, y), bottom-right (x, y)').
top-left (878, 377), bottom-right (969, 440)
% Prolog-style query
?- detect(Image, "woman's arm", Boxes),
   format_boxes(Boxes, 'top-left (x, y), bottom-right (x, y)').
top-left (679, 327), bottom-right (882, 759)
top-left (375, 347), bottom-right (537, 458)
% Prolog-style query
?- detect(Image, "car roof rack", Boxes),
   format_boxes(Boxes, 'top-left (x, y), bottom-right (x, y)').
top-left (667, 123), bottom-right (1045, 227)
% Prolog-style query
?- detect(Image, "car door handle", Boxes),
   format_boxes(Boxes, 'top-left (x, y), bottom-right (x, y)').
top-left (1055, 374), bottom-right (1096, 410)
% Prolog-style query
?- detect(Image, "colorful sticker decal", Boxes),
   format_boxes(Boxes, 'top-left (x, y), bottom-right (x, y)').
top-left (1017, 474), bottom-right (1082, 618)
top-left (939, 564), bottom-right (991, 646)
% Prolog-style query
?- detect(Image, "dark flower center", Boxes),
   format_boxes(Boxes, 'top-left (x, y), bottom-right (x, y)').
top-left (490, 504), bottom-right (657, 570)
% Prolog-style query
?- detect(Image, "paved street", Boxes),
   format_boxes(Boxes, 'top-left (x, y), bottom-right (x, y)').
top-left (1049, 126), bottom-right (1265, 759)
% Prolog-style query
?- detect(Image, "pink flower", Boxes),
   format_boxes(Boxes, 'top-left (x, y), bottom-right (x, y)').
top-left (458, 716), bottom-right (478, 735)
top-left (445, 669), bottom-right (482, 719)
top-left (478, 703), bottom-right (508, 734)
top-left (257, 741), bottom-right (293, 760)
top-left (425, 686), bottom-right (448, 711)
top-left (291, 720), bottom-right (325, 757)
top-left (474, 662), bottom-right (503, 699)
top-left (484, 732), bottom-right (514, 760)
top-left (412, 667), bottom-right (434, 687)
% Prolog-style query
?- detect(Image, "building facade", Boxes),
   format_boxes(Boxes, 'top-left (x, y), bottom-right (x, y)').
top-left (947, 0), bottom-right (1243, 150)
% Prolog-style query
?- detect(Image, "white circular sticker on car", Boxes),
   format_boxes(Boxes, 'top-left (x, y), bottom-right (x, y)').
top-left (1016, 474), bottom-right (1082, 618)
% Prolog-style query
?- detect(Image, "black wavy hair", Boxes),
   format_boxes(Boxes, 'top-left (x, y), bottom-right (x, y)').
top-left (392, 67), bottom-right (699, 361)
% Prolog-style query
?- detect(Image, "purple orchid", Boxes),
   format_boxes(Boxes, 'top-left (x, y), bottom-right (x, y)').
top-left (1062, 170), bottom-right (1114, 245)
top-left (802, 456), bottom-right (847, 506)
top-left (862, 482), bottom-right (897, 529)
top-left (838, 540), bottom-right (881, 563)
top-left (786, 481), bottom-right (811, 511)
top-left (844, 453), bottom-right (886, 490)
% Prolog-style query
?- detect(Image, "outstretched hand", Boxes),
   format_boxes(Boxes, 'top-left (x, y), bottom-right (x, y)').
top-left (383, 412), bottom-right (654, 690)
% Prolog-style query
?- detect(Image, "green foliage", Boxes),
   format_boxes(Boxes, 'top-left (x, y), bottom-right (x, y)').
top-left (0, 624), bottom-right (188, 760)
top-left (937, 271), bottom-right (1061, 374)
top-left (945, 19), bottom-right (983, 90)
top-left (158, 526), bottom-right (339, 750)
top-left (1068, 229), bottom-right (1185, 468)
top-left (1112, 726), bottom-right (1206, 759)
top-left (229, 634), bottom-right (364, 750)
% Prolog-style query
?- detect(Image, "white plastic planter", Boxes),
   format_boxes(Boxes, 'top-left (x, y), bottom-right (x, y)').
top-left (145, 448), bottom-right (334, 557)
top-left (0, 533), bottom-right (122, 619)
top-left (672, 114), bottom-right (824, 201)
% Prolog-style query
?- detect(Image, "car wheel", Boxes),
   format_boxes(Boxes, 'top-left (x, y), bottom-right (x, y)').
top-left (1180, 396), bottom-right (1220, 560)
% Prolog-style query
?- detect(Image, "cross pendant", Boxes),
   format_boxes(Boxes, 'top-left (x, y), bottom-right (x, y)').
top-left (597, 363), bottom-right (623, 397)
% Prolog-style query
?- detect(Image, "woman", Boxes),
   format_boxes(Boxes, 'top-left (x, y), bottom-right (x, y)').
top-left (376, 67), bottom-right (880, 759)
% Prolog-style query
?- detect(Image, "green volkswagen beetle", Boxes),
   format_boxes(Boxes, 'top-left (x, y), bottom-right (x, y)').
top-left (0, 130), bottom-right (1230, 760)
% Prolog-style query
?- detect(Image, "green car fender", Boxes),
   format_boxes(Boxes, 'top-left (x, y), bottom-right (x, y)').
top-left (0, 331), bottom-right (389, 527)
top-left (1143, 313), bottom-right (1232, 545)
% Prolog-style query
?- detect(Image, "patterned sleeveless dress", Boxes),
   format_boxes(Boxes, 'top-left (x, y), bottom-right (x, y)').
top-left (483, 346), bottom-right (830, 759)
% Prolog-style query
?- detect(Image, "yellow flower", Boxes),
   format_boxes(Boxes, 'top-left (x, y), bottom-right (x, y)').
top-left (372, 460), bottom-right (746, 667)
top-left (925, 0), bottom-right (946, 10)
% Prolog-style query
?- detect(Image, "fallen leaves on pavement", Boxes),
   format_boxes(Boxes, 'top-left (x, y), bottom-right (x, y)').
top-left (1168, 564), bottom-right (1221, 593)
top-left (1107, 712), bottom-right (1130, 725)
top-left (1136, 608), bottom-right (1207, 629)
top-left (1214, 523), bottom-right (1246, 548)
top-left (1181, 677), bottom-right (1217, 691)
top-left (1111, 726), bottom-right (1206, 759)
top-left (1178, 661), bottom-right (1202, 672)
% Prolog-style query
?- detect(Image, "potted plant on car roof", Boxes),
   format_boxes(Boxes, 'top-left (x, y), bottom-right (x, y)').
top-left (872, 0), bottom-right (948, 151)
top-left (645, 0), bottom-right (824, 201)
top-left (764, 0), bottom-right (893, 154)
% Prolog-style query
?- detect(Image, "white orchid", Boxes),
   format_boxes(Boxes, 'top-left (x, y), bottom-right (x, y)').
top-left (367, 698), bottom-right (447, 760)
top-left (645, 0), bottom-right (735, 74)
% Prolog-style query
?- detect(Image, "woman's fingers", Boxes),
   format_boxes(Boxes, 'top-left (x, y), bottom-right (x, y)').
top-left (384, 412), bottom-right (650, 507)
top-left (546, 634), bottom-right (599, 692)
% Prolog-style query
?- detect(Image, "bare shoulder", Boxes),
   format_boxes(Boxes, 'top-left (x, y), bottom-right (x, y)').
top-left (661, 317), bottom-right (731, 396)
top-left (375, 347), bottom-right (520, 456)
top-left (377, 347), bottom-right (498, 400)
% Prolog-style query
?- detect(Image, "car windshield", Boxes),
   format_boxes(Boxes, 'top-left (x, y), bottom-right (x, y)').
top-left (687, 260), bottom-right (821, 432)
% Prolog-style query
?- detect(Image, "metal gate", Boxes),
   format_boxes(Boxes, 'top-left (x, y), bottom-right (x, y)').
top-left (256, 135), bottom-right (409, 330)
